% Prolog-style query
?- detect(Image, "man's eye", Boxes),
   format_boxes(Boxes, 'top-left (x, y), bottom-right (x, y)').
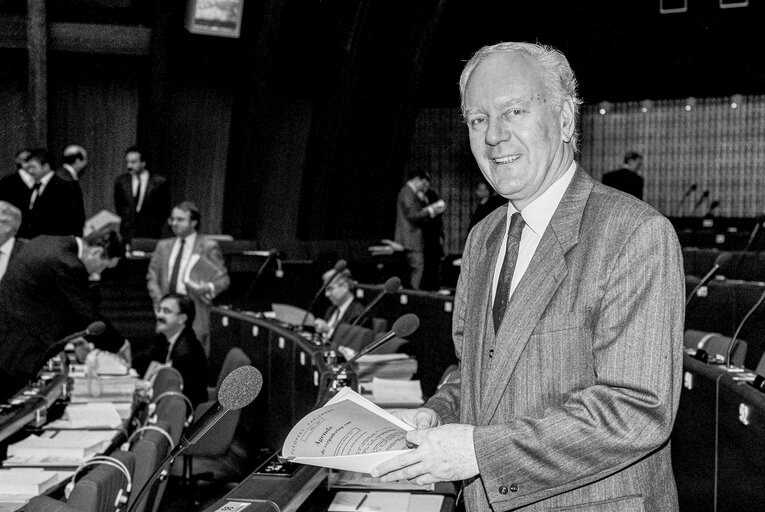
top-left (469, 118), bottom-right (486, 129)
top-left (504, 109), bottom-right (525, 118)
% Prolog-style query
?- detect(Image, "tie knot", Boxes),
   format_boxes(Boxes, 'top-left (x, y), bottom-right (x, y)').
top-left (508, 212), bottom-right (525, 240)
top-left (32, 182), bottom-right (42, 190)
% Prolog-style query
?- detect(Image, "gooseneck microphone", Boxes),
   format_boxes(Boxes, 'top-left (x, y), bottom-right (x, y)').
top-left (301, 260), bottom-right (347, 327)
top-left (726, 288), bottom-right (765, 369)
top-left (244, 249), bottom-right (281, 304)
top-left (50, 321), bottom-right (107, 354)
top-left (316, 314), bottom-right (419, 406)
top-left (347, 276), bottom-right (402, 329)
top-left (686, 253), bottom-right (734, 308)
top-left (692, 190), bottom-right (710, 213)
top-left (678, 183), bottom-right (698, 212)
top-left (743, 213), bottom-right (765, 252)
top-left (126, 366), bottom-right (263, 512)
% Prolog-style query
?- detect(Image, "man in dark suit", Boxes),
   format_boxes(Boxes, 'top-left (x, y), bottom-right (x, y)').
top-left (394, 171), bottom-right (445, 289)
top-left (602, 151), bottom-right (644, 200)
top-left (314, 268), bottom-right (365, 339)
top-left (0, 230), bottom-right (126, 402)
top-left (56, 144), bottom-right (88, 232)
top-left (113, 146), bottom-right (170, 243)
top-left (0, 201), bottom-right (26, 283)
top-left (147, 201), bottom-right (229, 355)
top-left (374, 42), bottom-right (683, 512)
top-left (0, 148), bottom-right (83, 238)
top-left (468, 180), bottom-right (507, 232)
top-left (135, 293), bottom-right (208, 407)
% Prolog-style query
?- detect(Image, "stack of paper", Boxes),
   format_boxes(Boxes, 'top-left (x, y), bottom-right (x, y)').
top-left (361, 378), bottom-right (423, 408)
top-left (329, 491), bottom-right (444, 512)
top-left (4, 431), bottom-right (115, 466)
top-left (44, 402), bottom-right (123, 429)
top-left (0, 468), bottom-right (72, 496)
top-left (71, 374), bottom-right (137, 402)
top-left (355, 354), bottom-right (417, 381)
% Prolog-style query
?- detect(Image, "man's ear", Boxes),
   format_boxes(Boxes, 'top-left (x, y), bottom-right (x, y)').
top-left (559, 97), bottom-right (575, 144)
top-left (178, 313), bottom-right (188, 326)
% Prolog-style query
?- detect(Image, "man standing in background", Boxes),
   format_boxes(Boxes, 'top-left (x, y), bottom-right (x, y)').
top-left (394, 171), bottom-right (445, 290)
top-left (147, 201), bottom-right (229, 356)
top-left (114, 146), bottom-right (170, 243)
top-left (56, 144), bottom-right (88, 234)
top-left (602, 150), bottom-right (644, 200)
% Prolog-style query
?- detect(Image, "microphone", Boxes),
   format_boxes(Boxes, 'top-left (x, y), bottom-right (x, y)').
top-left (743, 213), bottom-right (765, 252)
top-left (317, 314), bottom-right (419, 406)
top-left (244, 249), bottom-right (281, 303)
top-left (705, 200), bottom-right (720, 217)
top-left (127, 366), bottom-right (263, 512)
top-left (346, 277), bottom-right (402, 329)
top-left (686, 253), bottom-right (734, 307)
top-left (692, 190), bottom-right (710, 213)
top-left (726, 288), bottom-right (765, 369)
top-left (301, 260), bottom-right (347, 328)
top-left (682, 183), bottom-right (698, 199)
top-left (49, 321), bottom-right (107, 356)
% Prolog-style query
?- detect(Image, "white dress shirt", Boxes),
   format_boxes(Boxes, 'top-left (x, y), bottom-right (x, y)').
top-left (132, 170), bottom-right (149, 213)
top-left (491, 161), bottom-right (577, 304)
top-left (167, 232), bottom-right (197, 294)
top-left (0, 237), bottom-right (16, 282)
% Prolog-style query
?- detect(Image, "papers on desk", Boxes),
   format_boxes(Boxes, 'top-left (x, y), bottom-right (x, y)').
top-left (271, 303), bottom-right (315, 326)
top-left (44, 402), bottom-right (123, 429)
top-left (355, 354), bottom-right (417, 381)
top-left (282, 387), bottom-right (413, 474)
top-left (360, 378), bottom-right (423, 408)
top-left (4, 430), bottom-right (116, 467)
top-left (329, 491), bottom-right (443, 512)
top-left (0, 468), bottom-right (72, 496)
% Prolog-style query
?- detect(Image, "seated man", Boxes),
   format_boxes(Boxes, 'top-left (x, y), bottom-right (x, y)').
top-left (135, 293), bottom-right (208, 407)
top-left (314, 269), bottom-right (364, 338)
top-left (0, 230), bottom-right (125, 402)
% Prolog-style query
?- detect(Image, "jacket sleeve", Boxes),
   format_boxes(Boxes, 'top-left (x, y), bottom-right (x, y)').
top-left (146, 242), bottom-right (164, 305)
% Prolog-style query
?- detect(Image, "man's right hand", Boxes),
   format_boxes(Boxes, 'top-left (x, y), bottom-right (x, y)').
top-left (389, 407), bottom-right (441, 430)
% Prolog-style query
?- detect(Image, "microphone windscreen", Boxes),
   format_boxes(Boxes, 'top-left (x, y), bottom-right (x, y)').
top-left (87, 321), bottom-right (106, 336)
top-left (715, 252), bottom-right (735, 269)
top-left (702, 190), bottom-right (709, 197)
top-left (218, 365), bottom-right (263, 410)
top-left (690, 183), bottom-right (697, 191)
top-left (334, 259), bottom-right (348, 272)
top-left (392, 313), bottom-right (420, 338)
top-left (383, 276), bottom-right (402, 294)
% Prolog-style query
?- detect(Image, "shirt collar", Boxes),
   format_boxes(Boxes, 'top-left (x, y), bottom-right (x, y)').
top-left (166, 327), bottom-right (183, 347)
top-left (0, 237), bottom-right (15, 254)
top-left (179, 232), bottom-right (197, 247)
top-left (507, 160), bottom-right (577, 237)
top-left (76, 237), bottom-right (84, 258)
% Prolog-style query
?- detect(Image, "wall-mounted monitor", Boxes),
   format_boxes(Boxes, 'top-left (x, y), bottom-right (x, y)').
top-left (185, 0), bottom-right (245, 38)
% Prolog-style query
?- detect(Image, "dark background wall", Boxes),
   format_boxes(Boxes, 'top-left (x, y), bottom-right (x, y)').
top-left (1, 0), bottom-right (764, 257)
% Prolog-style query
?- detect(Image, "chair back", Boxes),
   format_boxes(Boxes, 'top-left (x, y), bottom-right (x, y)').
top-left (127, 420), bottom-right (174, 512)
top-left (215, 347), bottom-right (251, 390)
top-left (67, 451), bottom-right (135, 512)
top-left (24, 496), bottom-right (80, 512)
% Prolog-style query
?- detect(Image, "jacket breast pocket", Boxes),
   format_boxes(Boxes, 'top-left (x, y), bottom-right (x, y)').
top-left (548, 495), bottom-right (644, 512)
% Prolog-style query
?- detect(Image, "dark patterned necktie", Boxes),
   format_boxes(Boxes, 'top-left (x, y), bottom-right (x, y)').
top-left (169, 238), bottom-right (185, 293)
top-left (492, 212), bottom-right (525, 333)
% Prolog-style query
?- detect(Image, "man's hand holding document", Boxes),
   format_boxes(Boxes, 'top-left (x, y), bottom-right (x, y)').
top-left (281, 387), bottom-right (414, 474)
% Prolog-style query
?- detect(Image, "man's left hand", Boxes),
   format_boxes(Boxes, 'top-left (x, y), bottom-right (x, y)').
top-left (371, 423), bottom-right (479, 485)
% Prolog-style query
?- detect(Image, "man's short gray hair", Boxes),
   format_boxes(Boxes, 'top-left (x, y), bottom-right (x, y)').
top-left (459, 41), bottom-right (583, 152)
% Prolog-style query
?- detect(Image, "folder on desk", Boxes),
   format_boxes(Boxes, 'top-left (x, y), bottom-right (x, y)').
top-left (272, 303), bottom-right (315, 326)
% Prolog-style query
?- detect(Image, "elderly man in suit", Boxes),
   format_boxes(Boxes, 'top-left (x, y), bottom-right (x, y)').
top-left (0, 201), bottom-right (25, 282)
top-left (147, 201), bottom-right (229, 356)
top-left (394, 171), bottom-right (446, 290)
top-left (114, 146), bottom-right (171, 243)
top-left (373, 42), bottom-right (684, 512)
top-left (0, 230), bottom-right (126, 401)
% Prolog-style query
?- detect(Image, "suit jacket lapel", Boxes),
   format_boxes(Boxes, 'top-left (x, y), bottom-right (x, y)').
top-left (478, 167), bottom-right (593, 424)
top-left (462, 208), bottom-right (506, 422)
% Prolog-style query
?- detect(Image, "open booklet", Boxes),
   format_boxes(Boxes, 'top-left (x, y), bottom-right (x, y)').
top-left (281, 387), bottom-right (414, 474)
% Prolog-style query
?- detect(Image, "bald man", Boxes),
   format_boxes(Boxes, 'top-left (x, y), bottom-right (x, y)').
top-left (56, 144), bottom-right (88, 233)
top-left (0, 201), bottom-right (26, 282)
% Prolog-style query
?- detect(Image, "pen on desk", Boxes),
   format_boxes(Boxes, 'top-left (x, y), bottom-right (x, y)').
top-left (356, 493), bottom-right (368, 510)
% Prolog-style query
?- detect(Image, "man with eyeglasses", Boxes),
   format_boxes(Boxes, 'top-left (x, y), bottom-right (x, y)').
top-left (135, 293), bottom-right (207, 407)
top-left (146, 201), bottom-right (229, 357)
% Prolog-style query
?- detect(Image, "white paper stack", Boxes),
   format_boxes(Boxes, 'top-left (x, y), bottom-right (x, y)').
top-left (0, 468), bottom-right (72, 497)
top-left (4, 431), bottom-right (115, 466)
top-left (355, 354), bottom-right (417, 381)
top-left (44, 402), bottom-right (123, 429)
top-left (361, 378), bottom-right (423, 408)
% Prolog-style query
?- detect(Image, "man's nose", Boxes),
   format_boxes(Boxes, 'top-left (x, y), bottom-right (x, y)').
top-left (485, 118), bottom-right (510, 146)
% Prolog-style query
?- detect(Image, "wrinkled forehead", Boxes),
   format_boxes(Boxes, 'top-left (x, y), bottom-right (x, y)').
top-left (464, 52), bottom-right (548, 110)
